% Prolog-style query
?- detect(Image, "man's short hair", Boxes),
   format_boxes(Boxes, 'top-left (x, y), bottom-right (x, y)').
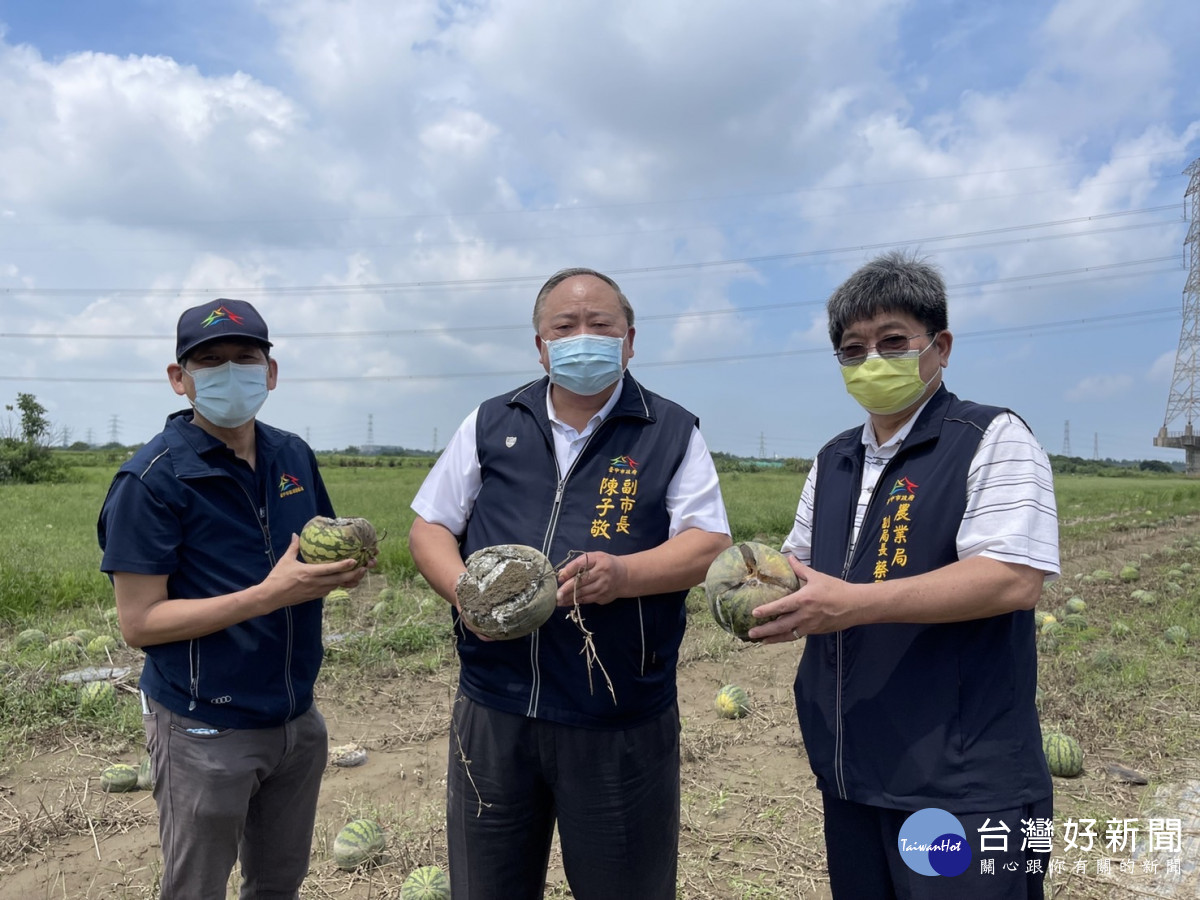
top-left (532, 267), bottom-right (636, 331)
top-left (826, 250), bottom-right (949, 347)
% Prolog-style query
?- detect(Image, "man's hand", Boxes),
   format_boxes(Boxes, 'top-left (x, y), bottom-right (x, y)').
top-left (747, 558), bottom-right (859, 643)
top-left (262, 534), bottom-right (367, 608)
top-left (555, 551), bottom-right (629, 606)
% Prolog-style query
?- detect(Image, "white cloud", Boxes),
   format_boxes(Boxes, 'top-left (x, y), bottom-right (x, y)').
top-left (1065, 374), bottom-right (1134, 402)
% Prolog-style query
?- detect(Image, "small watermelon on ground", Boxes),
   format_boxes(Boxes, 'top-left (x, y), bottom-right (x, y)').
top-left (325, 587), bottom-right (352, 604)
top-left (137, 756), bottom-right (154, 791)
top-left (1118, 565), bottom-right (1140, 583)
top-left (1064, 597), bottom-right (1087, 614)
top-left (47, 638), bottom-right (83, 658)
top-left (1091, 569), bottom-right (1114, 581)
top-left (80, 680), bottom-right (116, 710)
top-left (1062, 613), bottom-right (1088, 631)
top-left (1043, 732), bottom-right (1084, 778)
top-left (87, 634), bottom-right (119, 655)
top-left (715, 684), bottom-right (750, 719)
top-left (1040, 619), bottom-right (1063, 637)
top-left (332, 818), bottom-right (386, 870)
top-left (15, 628), bottom-right (48, 649)
top-left (299, 516), bottom-right (380, 567)
top-left (1165, 625), bottom-right (1189, 646)
top-left (1131, 589), bottom-right (1158, 606)
top-left (100, 763), bottom-right (140, 792)
top-left (1089, 648), bottom-right (1121, 672)
top-left (400, 865), bottom-right (451, 900)
top-left (1110, 621), bottom-right (1132, 639)
top-left (73, 628), bottom-right (99, 645)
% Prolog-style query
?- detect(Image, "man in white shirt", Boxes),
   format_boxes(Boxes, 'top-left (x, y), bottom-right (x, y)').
top-left (750, 251), bottom-right (1060, 899)
top-left (409, 267), bottom-right (731, 900)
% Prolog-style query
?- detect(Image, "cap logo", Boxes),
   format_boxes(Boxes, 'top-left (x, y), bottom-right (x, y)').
top-left (202, 305), bottom-right (245, 328)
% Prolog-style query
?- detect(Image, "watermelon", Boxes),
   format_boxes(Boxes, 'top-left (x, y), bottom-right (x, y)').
top-left (100, 763), bottom-right (140, 792)
top-left (400, 865), bottom-right (451, 900)
top-left (1165, 625), bottom-right (1189, 646)
top-left (1042, 732), bottom-right (1084, 778)
top-left (704, 542), bottom-right (799, 641)
top-left (299, 516), bottom-right (379, 568)
top-left (1118, 565), bottom-right (1140, 583)
top-left (87, 634), bottom-right (119, 655)
top-left (456, 544), bottom-right (557, 640)
top-left (325, 587), bottom-right (352, 604)
top-left (1064, 597), bottom-right (1087, 614)
top-left (47, 638), bottom-right (84, 658)
top-left (1109, 621), bottom-right (1132, 639)
top-left (102, 607), bottom-right (120, 626)
top-left (1090, 648), bottom-right (1121, 672)
top-left (715, 684), bottom-right (750, 719)
top-left (73, 628), bottom-right (99, 645)
top-left (332, 818), bottom-right (386, 870)
top-left (1062, 613), bottom-right (1088, 631)
top-left (137, 756), bottom-right (155, 791)
top-left (15, 628), bottom-right (48, 649)
top-left (80, 680), bottom-right (116, 710)
top-left (1131, 589), bottom-right (1158, 606)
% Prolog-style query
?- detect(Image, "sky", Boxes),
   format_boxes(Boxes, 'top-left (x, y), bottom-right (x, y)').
top-left (1, 0), bottom-right (1199, 463)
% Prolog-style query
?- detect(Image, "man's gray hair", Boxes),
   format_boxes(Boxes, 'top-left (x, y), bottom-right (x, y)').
top-left (532, 267), bottom-right (636, 331)
top-left (826, 250), bottom-right (949, 347)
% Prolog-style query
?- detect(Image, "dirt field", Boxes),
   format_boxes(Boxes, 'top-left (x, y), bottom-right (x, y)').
top-left (4, 513), bottom-right (1200, 899)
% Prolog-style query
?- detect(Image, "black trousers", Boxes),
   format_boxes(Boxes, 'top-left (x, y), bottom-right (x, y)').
top-left (446, 694), bottom-right (680, 900)
top-left (822, 792), bottom-right (1053, 899)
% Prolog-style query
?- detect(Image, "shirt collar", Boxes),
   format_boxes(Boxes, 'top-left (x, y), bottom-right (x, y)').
top-left (860, 393), bottom-right (937, 454)
top-left (545, 378), bottom-right (624, 437)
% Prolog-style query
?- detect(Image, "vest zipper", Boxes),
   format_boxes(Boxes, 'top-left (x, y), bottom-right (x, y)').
top-left (527, 421), bottom-right (609, 717)
top-left (832, 451), bottom-right (899, 801)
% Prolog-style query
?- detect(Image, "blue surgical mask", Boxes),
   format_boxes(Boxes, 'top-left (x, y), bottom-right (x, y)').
top-left (546, 332), bottom-right (627, 396)
top-left (183, 361), bottom-right (269, 428)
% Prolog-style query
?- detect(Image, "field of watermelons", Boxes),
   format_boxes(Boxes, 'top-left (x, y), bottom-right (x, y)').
top-left (2, 462), bottom-right (1200, 898)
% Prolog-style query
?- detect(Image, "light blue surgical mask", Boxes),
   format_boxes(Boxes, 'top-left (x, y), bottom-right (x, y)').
top-left (546, 332), bottom-right (627, 396)
top-left (183, 361), bottom-right (269, 428)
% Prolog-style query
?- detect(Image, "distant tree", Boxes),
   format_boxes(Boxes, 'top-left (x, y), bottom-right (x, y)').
top-left (0, 393), bottom-right (66, 484)
top-left (1139, 459), bottom-right (1175, 474)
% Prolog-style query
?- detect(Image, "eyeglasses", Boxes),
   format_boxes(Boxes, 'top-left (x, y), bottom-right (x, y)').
top-left (835, 331), bottom-right (937, 367)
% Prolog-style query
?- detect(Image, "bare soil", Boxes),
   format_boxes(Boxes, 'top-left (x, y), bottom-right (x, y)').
top-left (3, 516), bottom-right (1199, 899)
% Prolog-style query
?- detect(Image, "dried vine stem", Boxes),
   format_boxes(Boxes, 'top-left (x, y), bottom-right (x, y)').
top-left (565, 558), bottom-right (617, 706)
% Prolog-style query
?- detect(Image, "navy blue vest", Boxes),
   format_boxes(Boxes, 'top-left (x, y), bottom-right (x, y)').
top-left (459, 373), bottom-right (698, 728)
top-left (797, 386), bottom-right (1052, 812)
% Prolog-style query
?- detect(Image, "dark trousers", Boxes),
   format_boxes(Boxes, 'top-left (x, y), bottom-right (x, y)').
top-left (446, 694), bottom-right (680, 900)
top-left (143, 695), bottom-right (328, 900)
top-left (822, 792), bottom-right (1053, 900)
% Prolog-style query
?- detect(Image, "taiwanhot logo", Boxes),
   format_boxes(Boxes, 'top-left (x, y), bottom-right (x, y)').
top-left (897, 807), bottom-right (972, 877)
top-left (889, 476), bottom-right (919, 496)
top-left (609, 455), bottom-right (639, 471)
top-left (202, 305), bottom-right (245, 328)
top-left (278, 473), bottom-right (305, 498)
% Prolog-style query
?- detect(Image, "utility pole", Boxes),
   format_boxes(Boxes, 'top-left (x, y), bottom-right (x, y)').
top-left (109, 415), bottom-right (121, 446)
top-left (1062, 420), bottom-right (1071, 457)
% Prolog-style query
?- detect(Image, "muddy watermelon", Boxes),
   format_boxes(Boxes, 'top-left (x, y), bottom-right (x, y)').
top-left (400, 865), bottom-right (450, 900)
top-left (1042, 732), bottom-right (1084, 778)
top-left (299, 516), bottom-right (379, 567)
top-left (456, 544), bottom-right (557, 640)
top-left (332, 818), bottom-right (386, 870)
top-left (705, 542), bottom-right (799, 641)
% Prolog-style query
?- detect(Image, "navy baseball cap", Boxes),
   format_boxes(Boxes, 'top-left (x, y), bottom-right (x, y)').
top-left (176, 299), bottom-right (272, 361)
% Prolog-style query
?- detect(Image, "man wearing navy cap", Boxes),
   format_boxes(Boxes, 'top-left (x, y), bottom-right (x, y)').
top-left (98, 299), bottom-right (365, 899)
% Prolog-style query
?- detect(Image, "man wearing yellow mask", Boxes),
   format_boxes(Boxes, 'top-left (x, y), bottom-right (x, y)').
top-left (749, 251), bottom-right (1060, 899)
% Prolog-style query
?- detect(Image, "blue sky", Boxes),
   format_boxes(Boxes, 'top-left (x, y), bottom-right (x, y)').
top-left (1, 0), bottom-right (1199, 463)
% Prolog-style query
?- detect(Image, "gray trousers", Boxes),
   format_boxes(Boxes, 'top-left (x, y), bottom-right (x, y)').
top-left (143, 695), bottom-right (328, 900)
top-left (447, 694), bottom-right (681, 900)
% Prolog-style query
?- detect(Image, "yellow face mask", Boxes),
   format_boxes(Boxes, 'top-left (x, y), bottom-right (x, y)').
top-left (840, 342), bottom-right (938, 415)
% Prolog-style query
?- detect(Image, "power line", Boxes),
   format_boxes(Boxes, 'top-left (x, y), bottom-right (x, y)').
top-left (0, 305), bottom-right (1177, 385)
top-left (0, 205), bottom-right (1182, 298)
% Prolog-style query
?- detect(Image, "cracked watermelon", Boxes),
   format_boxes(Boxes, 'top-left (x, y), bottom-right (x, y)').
top-left (299, 516), bottom-right (379, 567)
top-left (704, 542), bottom-right (799, 640)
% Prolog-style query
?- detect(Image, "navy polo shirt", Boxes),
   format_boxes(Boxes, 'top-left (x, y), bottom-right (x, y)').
top-left (98, 411), bottom-right (335, 728)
